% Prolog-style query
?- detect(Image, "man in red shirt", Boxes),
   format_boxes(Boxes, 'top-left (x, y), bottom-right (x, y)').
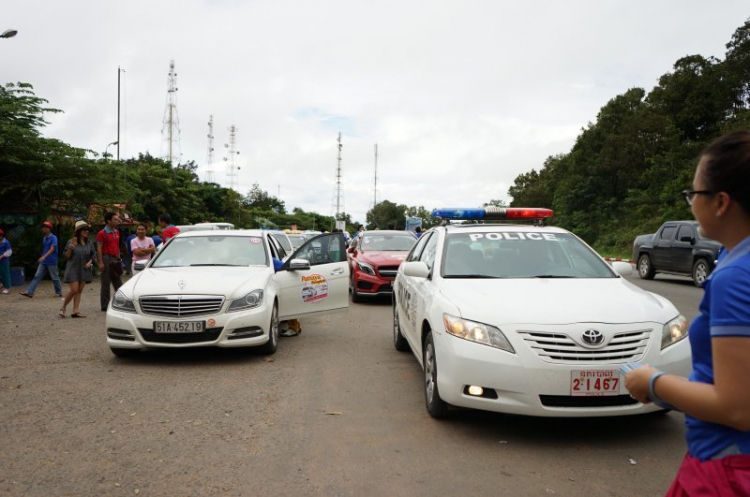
top-left (158, 213), bottom-right (180, 243)
top-left (97, 211), bottom-right (123, 311)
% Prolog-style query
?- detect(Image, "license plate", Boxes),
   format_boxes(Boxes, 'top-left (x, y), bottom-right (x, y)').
top-left (154, 321), bottom-right (205, 333)
top-left (570, 370), bottom-right (620, 396)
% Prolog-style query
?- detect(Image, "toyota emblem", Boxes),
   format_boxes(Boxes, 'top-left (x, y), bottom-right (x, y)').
top-left (581, 329), bottom-right (604, 346)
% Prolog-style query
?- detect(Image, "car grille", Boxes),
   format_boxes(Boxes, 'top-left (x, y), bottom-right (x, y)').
top-left (518, 328), bottom-right (651, 364)
top-left (138, 327), bottom-right (223, 344)
top-left (378, 266), bottom-right (399, 279)
top-left (139, 295), bottom-right (225, 317)
top-left (540, 395), bottom-right (639, 408)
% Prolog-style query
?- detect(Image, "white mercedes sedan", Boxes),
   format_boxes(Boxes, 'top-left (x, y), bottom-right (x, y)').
top-left (106, 230), bottom-right (348, 358)
top-left (393, 208), bottom-right (691, 418)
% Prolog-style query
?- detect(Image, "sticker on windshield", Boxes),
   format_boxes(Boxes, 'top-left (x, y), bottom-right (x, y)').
top-left (300, 274), bottom-right (329, 303)
top-left (468, 232), bottom-right (557, 241)
top-left (249, 237), bottom-right (262, 244)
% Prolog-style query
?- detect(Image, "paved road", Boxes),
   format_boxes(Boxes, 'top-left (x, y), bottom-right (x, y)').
top-left (0, 274), bottom-right (702, 496)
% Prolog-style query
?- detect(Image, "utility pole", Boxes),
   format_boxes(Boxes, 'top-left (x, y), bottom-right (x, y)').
top-left (205, 115), bottom-right (215, 183)
top-left (117, 67), bottom-right (124, 160)
top-left (161, 60), bottom-right (181, 164)
top-left (333, 132), bottom-right (344, 222)
top-left (373, 143), bottom-right (378, 208)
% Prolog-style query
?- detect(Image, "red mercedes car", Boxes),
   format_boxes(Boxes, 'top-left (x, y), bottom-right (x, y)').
top-left (348, 230), bottom-right (417, 302)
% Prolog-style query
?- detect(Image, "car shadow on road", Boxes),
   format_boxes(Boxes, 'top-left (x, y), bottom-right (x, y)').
top-left (107, 346), bottom-right (280, 366)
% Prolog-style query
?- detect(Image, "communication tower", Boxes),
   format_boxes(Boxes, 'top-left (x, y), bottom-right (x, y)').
top-left (373, 143), bottom-right (379, 208)
top-left (205, 115), bottom-right (215, 183)
top-left (331, 132), bottom-right (345, 221)
top-left (160, 60), bottom-right (181, 164)
top-left (223, 125), bottom-right (240, 190)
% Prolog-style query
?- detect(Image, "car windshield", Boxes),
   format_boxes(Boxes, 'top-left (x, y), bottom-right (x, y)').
top-left (288, 234), bottom-right (306, 250)
top-left (360, 233), bottom-right (417, 252)
top-left (442, 231), bottom-right (615, 279)
top-left (152, 235), bottom-right (269, 268)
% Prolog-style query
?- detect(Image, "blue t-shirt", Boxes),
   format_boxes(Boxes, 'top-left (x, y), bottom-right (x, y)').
top-left (685, 235), bottom-right (750, 461)
top-left (41, 234), bottom-right (58, 265)
top-left (126, 234), bottom-right (137, 257)
top-left (152, 236), bottom-right (162, 248)
top-left (0, 239), bottom-right (10, 266)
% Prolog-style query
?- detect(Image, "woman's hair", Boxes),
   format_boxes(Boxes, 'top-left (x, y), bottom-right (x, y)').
top-left (700, 130), bottom-right (750, 216)
top-left (73, 228), bottom-right (89, 246)
top-left (137, 223), bottom-right (148, 231)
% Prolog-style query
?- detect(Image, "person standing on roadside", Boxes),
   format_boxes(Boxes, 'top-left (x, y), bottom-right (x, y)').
top-left (130, 223), bottom-right (155, 272)
top-left (97, 211), bottom-right (123, 311)
top-left (0, 229), bottom-right (12, 294)
top-left (625, 130), bottom-right (750, 495)
top-left (158, 214), bottom-right (180, 243)
top-left (20, 221), bottom-right (62, 298)
top-left (60, 220), bottom-right (96, 318)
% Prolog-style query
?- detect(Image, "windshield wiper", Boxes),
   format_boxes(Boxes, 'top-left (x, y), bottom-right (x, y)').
top-left (190, 263), bottom-right (234, 267)
top-left (532, 275), bottom-right (575, 278)
top-left (444, 274), bottom-right (497, 279)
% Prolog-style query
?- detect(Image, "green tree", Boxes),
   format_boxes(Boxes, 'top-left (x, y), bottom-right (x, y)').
top-left (367, 200), bottom-right (407, 230)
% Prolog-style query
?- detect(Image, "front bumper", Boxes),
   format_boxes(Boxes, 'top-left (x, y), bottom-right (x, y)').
top-left (432, 325), bottom-right (692, 417)
top-left (353, 271), bottom-right (394, 296)
top-left (105, 302), bottom-right (274, 350)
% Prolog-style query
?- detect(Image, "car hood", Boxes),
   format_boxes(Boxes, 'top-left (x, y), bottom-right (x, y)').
top-left (123, 266), bottom-right (272, 298)
top-left (438, 277), bottom-right (678, 325)
top-left (358, 251), bottom-right (410, 266)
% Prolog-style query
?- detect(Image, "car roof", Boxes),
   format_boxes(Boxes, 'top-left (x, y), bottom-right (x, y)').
top-left (362, 230), bottom-right (414, 235)
top-left (175, 229), bottom-right (267, 238)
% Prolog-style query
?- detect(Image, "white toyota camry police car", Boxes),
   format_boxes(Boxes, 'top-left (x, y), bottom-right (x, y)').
top-left (106, 230), bottom-right (348, 358)
top-left (392, 207), bottom-right (691, 418)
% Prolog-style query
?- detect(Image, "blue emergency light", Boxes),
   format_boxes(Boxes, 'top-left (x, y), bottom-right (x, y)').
top-left (431, 207), bottom-right (554, 221)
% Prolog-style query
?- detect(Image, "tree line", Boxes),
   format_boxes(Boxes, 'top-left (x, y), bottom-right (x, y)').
top-left (508, 18), bottom-right (750, 253)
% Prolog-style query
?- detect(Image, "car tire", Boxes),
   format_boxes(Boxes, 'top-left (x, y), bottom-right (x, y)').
top-left (692, 258), bottom-right (710, 287)
top-left (110, 347), bottom-right (139, 358)
top-left (351, 275), bottom-right (363, 303)
top-left (637, 254), bottom-right (655, 280)
top-left (258, 302), bottom-right (279, 355)
top-left (393, 298), bottom-right (409, 352)
top-left (423, 331), bottom-right (449, 419)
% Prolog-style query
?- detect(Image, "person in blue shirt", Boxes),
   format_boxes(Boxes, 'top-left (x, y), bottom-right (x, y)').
top-left (625, 130), bottom-right (750, 494)
top-left (0, 229), bottom-right (11, 293)
top-left (20, 221), bottom-right (63, 298)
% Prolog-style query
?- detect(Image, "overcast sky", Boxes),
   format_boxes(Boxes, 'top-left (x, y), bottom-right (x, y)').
top-left (3, 1), bottom-right (748, 224)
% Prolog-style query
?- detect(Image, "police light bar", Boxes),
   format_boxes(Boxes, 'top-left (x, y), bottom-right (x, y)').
top-left (431, 207), bottom-right (554, 220)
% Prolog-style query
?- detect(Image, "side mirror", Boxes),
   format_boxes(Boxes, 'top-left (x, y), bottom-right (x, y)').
top-left (288, 258), bottom-right (311, 271)
top-left (403, 261), bottom-right (429, 278)
top-left (612, 261), bottom-right (633, 277)
top-left (133, 260), bottom-right (148, 272)
top-left (679, 236), bottom-right (696, 245)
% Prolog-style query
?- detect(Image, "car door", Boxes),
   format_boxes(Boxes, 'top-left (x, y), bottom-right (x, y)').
top-left (673, 224), bottom-right (695, 273)
top-left (397, 232), bottom-right (433, 340)
top-left (401, 232), bottom-right (439, 358)
top-left (275, 233), bottom-right (350, 320)
top-left (652, 224), bottom-right (676, 269)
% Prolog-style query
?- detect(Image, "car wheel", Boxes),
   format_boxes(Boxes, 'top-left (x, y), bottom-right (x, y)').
top-left (423, 331), bottom-right (449, 419)
top-left (637, 254), bottom-right (655, 280)
top-left (692, 259), bottom-right (710, 287)
top-left (258, 302), bottom-right (279, 355)
top-left (351, 275), bottom-right (363, 303)
top-left (110, 347), bottom-right (139, 358)
top-left (393, 298), bottom-right (409, 352)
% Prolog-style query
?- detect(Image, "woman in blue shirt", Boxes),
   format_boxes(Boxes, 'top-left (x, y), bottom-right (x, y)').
top-left (625, 130), bottom-right (750, 494)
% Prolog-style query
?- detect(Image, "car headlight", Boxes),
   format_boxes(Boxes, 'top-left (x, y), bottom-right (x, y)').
top-left (112, 290), bottom-right (137, 313)
top-left (227, 290), bottom-right (264, 312)
top-left (443, 314), bottom-right (515, 353)
top-left (356, 261), bottom-right (376, 276)
top-left (662, 315), bottom-right (689, 349)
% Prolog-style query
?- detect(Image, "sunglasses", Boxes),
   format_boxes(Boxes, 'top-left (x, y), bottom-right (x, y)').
top-left (682, 189), bottom-right (714, 206)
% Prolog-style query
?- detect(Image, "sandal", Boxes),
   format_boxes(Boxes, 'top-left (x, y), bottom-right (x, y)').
top-left (71, 313), bottom-right (86, 318)
top-left (59, 308), bottom-right (66, 318)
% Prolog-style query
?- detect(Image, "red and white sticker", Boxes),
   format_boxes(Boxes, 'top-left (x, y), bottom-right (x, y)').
top-left (300, 273), bottom-right (329, 303)
top-left (249, 237), bottom-right (261, 244)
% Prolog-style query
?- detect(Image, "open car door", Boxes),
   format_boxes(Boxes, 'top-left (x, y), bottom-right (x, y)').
top-left (275, 233), bottom-right (350, 320)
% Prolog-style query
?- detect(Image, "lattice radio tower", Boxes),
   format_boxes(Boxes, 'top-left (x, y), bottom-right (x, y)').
top-left (331, 132), bottom-right (345, 221)
top-left (373, 143), bottom-right (379, 209)
top-left (205, 115), bottom-right (215, 183)
top-left (223, 125), bottom-right (240, 190)
top-left (161, 60), bottom-right (182, 164)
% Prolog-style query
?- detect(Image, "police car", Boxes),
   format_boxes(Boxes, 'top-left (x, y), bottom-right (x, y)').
top-left (392, 207), bottom-right (692, 418)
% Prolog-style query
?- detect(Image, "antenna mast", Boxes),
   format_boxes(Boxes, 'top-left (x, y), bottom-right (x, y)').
top-left (161, 60), bottom-right (181, 164)
top-left (223, 125), bottom-right (240, 190)
top-left (205, 115), bottom-right (215, 183)
top-left (373, 143), bottom-right (378, 208)
top-left (334, 132), bottom-right (344, 220)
